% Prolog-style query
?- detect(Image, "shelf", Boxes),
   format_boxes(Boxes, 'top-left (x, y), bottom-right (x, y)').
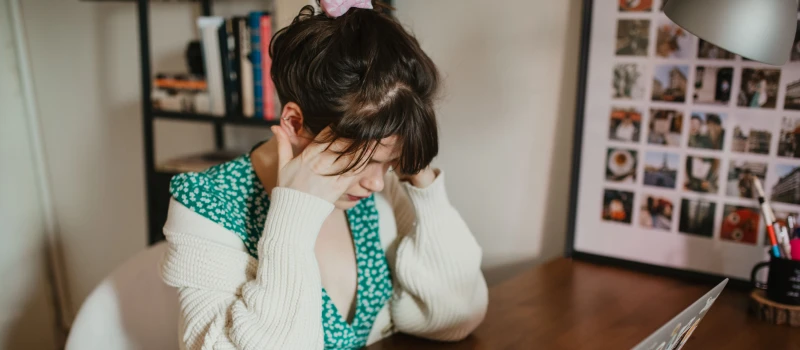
top-left (153, 110), bottom-right (279, 127)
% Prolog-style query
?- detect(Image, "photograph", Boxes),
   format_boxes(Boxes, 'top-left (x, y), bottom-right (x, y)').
top-left (687, 112), bottom-right (726, 151)
top-left (608, 107), bottom-right (642, 142)
top-left (619, 0), bottom-right (652, 12)
top-left (720, 205), bottom-right (760, 245)
top-left (612, 63), bottom-right (647, 100)
top-left (697, 39), bottom-right (736, 60)
top-left (778, 117), bottom-right (800, 158)
top-left (648, 109), bottom-right (683, 147)
top-left (643, 151), bottom-right (679, 188)
top-left (605, 148), bottom-right (638, 183)
top-left (730, 115), bottom-right (772, 155)
top-left (616, 19), bottom-right (650, 56)
top-left (726, 160), bottom-right (767, 199)
top-left (602, 189), bottom-right (634, 224)
top-left (679, 198), bottom-right (716, 238)
top-left (783, 70), bottom-right (800, 110)
top-left (655, 16), bottom-right (693, 59)
top-left (652, 65), bottom-right (689, 103)
top-left (771, 164), bottom-right (800, 205)
top-left (684, 156), bottom-right (720, 194)
top-left (737, 68), bottom-right (781, 109)
top-left (693, 66), bottom-right (733, 105)
top-left (791, 21), bottom-right (800, 62)
top-left (639, 194), bottom-right (674, 231)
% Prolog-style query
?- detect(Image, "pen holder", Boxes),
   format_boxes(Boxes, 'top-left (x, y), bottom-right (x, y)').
top-left (750, 258), bottom-right (800, 306)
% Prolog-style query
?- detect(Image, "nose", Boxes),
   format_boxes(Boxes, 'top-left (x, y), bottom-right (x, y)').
top-left (360, 164), bottom-right (385, 193)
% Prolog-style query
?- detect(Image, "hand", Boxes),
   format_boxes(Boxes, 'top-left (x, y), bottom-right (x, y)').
top-left (271, 126), bottom-right (360, 203)
top-left (398, 166), bottom-right (437, 189)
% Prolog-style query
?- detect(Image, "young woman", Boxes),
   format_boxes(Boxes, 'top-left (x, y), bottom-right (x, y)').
top-left (160, 1), bottom-right (488, 349)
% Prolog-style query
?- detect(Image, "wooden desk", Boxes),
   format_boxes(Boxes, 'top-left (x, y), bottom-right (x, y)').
top-left (369, 258), bottom-right (799, 350)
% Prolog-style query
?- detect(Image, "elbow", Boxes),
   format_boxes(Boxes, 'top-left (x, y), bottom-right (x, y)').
top-left (403, 279), bottom-right (489, 342)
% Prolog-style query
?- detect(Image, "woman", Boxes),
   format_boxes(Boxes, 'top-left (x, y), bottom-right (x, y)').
top-left (160, 1), bottom-right (488, 349)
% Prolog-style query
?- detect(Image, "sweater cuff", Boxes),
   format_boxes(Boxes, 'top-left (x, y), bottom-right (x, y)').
top-left (402, 170), bottom-right (450, 213)
top-left (261, 187), bottom-right (335, 250)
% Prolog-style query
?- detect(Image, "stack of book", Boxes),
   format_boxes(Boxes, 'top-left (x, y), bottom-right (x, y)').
top-left (153, 12), bottom-right (277, 120)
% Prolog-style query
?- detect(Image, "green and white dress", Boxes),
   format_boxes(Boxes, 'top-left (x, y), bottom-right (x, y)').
top-left (169, 154), bottom-right (393, 350)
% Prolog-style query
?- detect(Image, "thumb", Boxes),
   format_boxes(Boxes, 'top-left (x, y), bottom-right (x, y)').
top-left (271, 126), bottom-right (294, 169)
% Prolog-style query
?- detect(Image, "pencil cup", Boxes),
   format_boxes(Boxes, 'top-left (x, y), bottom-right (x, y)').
top-left (751, 258), bottom-right (800, 306)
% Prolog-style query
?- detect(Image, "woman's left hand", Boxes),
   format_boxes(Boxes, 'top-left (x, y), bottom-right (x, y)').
top-left (399, 167), bottom-right (437, 189)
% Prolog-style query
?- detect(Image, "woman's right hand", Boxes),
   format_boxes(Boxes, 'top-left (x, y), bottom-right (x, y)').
top-left (270, 126), bottom-right (360, 203)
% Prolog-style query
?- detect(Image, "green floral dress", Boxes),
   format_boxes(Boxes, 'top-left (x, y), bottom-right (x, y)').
top-left (169, 154), bottom-right (393, 350)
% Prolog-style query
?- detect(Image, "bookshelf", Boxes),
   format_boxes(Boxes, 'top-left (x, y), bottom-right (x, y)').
top-left (136, 0), bottom-right (393, 244)
top-left (137, 0), bottom-right (281, 244)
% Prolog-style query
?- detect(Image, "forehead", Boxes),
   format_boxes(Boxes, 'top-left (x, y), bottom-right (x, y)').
top-left (373, 135), bottom-right (401, 160)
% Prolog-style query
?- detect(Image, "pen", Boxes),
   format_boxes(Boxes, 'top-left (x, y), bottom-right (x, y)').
top-left (753, 178), bottom-right (782, 258)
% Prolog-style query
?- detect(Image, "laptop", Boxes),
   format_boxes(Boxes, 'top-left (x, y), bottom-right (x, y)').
top-left (632, 279), bottom-right (729, 350)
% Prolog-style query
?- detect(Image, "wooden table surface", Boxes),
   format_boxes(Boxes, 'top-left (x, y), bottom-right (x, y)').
top-left (368, 258), bottom-right (800, 350)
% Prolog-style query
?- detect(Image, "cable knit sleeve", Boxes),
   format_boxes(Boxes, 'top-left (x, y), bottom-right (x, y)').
top-left (382, 170), bottom-right (488, 341)
top-left (161, 187), bottom-right (333, 350)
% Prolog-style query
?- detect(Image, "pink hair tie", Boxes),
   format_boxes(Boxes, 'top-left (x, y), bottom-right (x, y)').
top-left (321, 0), bottom-right (373, 18)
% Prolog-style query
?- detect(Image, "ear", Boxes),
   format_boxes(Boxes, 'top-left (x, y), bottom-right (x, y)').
top-left (277, 102), bottom-right (313, 154)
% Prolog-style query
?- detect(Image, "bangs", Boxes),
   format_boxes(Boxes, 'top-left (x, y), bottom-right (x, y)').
top-left (316, 85), bottom-right (438, 176)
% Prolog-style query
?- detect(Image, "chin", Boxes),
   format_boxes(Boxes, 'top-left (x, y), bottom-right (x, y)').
top-left (334, 200), bottom-right (359, 210)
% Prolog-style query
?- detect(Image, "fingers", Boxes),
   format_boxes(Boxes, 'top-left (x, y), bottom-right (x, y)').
top-left (271, 126), bottom-right (294, 170)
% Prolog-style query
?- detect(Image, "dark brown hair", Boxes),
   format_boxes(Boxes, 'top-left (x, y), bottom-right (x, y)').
top-left (269, 1), bottom-right (440, 175)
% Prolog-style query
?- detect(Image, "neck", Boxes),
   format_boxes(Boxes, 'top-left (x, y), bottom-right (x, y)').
top-left (251, 137), bottom-right (281, 195)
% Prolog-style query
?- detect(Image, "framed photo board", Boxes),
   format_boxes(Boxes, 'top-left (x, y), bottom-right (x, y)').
top-left (567, 0), bottom-right (800, 285)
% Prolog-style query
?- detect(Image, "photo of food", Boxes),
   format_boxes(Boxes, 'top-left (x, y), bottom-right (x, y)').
top-left (648, 109), bottom-right (683, 147)
top-left (687, 112), bottom-right (726, 151)
top-left (655, 16), bottom-right (693, 59)
top-left (616, 19), bottom-right (650, 56)
top-left (778, 117), bottom-right (800, 158)
top-left (693, 66), bottom-right (733, 105)
top-left (679, 198), bottom-right (716, 238)
top-left (619, 0), bottom-right (652, 12)
top-left (602, 189), bottom-right (634, 224)
top-left (697, 39), bottom-right (736, 60)
top-left (608, 107), bottom-right (642, 143)
top-left (737, 68), bottom-right (781, 109)
top-left (684, 156), bottom-right (720, 194)
top-left (639, 194), bottom-right (674, 231)
top-left (720, 205), bottom-right (760, 245)
top-left (730, 115), bottom-right (772, 155)
top-left (783, 70), bottom-right (800, 110)
top-left (771, 164), bottom-right (800, 205)
top-left (605, 148), bottom-right (638, 183)
top-left (726, 160), bottom-right (767, 199)
top-left (652, 65), bottom-right (689, 103)
top-left (644, 152), bottom-right (679, 188)
top-left (612, 63), bottom-right (647, 100)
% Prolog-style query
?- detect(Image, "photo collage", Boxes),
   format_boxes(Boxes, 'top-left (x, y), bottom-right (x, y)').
top-left (602, 0), bottom-right (800, 247)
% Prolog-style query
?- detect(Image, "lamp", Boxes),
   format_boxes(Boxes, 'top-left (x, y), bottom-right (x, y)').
top-left (663, 0), bottom-right (798, 66)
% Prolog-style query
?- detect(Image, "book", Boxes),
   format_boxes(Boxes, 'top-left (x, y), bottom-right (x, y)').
top-left (249, 12), bottom-right (265, 119)
top-left (226, 18), bottom-right (241, 116)
top-left (218, 19), bottom-right (236, 116)
top-left (151, 73), bottom-right (210, 114)
top-left (260, 13), bottom-right (276, 120)
top-left (197, 17), bottom-right (226, 116)
top-left (235, 17), bottom-right (255, 117)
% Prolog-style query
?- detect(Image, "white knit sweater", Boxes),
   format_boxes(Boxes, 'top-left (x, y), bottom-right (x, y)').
top-left (159, 171), bottom-right (488, 350)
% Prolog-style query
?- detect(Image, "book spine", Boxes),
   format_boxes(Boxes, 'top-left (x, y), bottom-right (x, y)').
top-left (197, 17), bottom-right (226, 116)
top-left (230, 18), bottom-right (243, 117)
top-left (218, 20), bottom-right (235, 116)
top-left (249, 12), bottom-right (264, 119)
top-left (260, 14), bottom-right (275, 120)
top-left (237, 17), bottom-right (255, 118)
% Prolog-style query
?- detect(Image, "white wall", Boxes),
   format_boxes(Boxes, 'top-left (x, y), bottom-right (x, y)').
top-left (395, 0), bottom-right (583, 284)
top-left (19, 0), bottom-right (583, 326)
top-left (0, 0), bottom-right (59, 348)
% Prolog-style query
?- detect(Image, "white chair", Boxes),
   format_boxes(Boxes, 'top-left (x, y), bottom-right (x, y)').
top-left (65, 241), bottom-right (179, 350)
